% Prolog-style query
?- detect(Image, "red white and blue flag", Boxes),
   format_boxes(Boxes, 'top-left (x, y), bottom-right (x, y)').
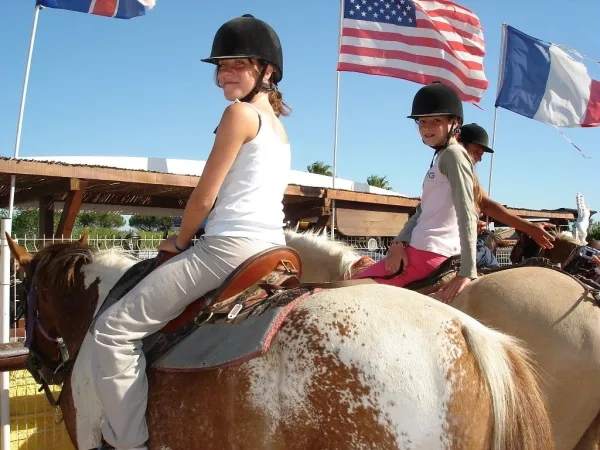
top-left (337, 0), bottom-right (488, 104)
top-left (37, 0), bottom-right (155, 19)
top-left (495, 25), bottom-right (600, 128)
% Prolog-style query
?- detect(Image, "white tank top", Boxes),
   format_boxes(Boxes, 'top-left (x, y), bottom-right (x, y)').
top-left (409, 153), bottom-right (460, 257)
top-left (204, 103), bottom-right (290, 245)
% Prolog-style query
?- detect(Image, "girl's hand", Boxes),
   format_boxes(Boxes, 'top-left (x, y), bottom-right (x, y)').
top-left (592, 255), bottom-right (600, 268)
top-left (437, 275), bottom-right (472, 304)
top-left (385, 243), bottom-right (408, 275)
top-left (158, 236), bottom-right (188, 254)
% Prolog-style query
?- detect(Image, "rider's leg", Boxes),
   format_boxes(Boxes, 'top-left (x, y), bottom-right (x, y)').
top-left (91, 236), bottom-right (275, 449)
top-left (352, 245), bottom-right (447, 287)
top-left (476, 238), bottom-right (499, 268)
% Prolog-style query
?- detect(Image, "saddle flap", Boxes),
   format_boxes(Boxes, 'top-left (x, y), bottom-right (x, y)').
top-left (404, 254), bottom-right (461, 293)
top-left (159, 246), bottom-right (302, 334)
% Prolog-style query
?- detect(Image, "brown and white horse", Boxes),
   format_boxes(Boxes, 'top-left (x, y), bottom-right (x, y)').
top-left (5, 233), bottom-right (551, 450)
top-left (284, 229), bottom-right (600, 450)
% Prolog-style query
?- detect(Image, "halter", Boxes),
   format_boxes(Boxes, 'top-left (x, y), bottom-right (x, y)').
top-left (22, 259), bottom-right (80, 408)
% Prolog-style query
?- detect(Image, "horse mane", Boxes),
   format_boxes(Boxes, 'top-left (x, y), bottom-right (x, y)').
top-left (284, 229), bottom-right (361, 279)
top-left (556, 232), bottom-right (583, 246)
top-left (32, 243), bottom-right (137, 293)
top-left (33, 242), bottom-right (94, 292)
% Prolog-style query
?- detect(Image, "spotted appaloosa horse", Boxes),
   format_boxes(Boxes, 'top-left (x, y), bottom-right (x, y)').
top-left (6, 233), bottom-right (551, 450)
top-left (284, 229), bottom-right (600, 450)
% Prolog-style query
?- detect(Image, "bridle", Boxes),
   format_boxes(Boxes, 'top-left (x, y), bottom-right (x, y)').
top-left (21, 258), bottom-right (79, 407)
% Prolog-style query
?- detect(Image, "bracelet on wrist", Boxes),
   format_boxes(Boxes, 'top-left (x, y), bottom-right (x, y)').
top-left (174, 241), bottom-right (189, 253)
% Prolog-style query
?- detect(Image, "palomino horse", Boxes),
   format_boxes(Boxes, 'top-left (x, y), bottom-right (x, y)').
top-left (4, 233), bottom-right (552, 450)
top-left (283, 229), bottom-right (600, 450)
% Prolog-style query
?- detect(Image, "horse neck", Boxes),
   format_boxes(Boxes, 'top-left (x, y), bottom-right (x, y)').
top-left (83, 250), bottom-right (137, 317)
top-left (546, 238), bottom-right (579, 264)
top-left (56, 250), bottom-right (137, 354)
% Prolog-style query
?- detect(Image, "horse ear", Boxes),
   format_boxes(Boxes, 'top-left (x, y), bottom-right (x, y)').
top-left (4, 232), bottom-right (33, 267)
top-left (79, 229), bottom-right (89, 246)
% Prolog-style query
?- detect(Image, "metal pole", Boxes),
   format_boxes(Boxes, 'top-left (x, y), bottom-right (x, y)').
top-left (1, 219), bottom-right (13, 450)
top-left (487, 23), bottom-right (507, 199)
top-left (331, 0), bottom-right (344, 241)
top-left (8, 4), bottom-right (42, 219)
top-left (487, 106), bottom-right (499, 199)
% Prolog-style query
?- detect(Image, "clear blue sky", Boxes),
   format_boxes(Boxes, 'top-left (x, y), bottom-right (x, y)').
top-left (1, 0), bottom-right (598, 216)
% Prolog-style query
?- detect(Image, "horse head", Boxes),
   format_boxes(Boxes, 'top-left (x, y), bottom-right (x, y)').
top-left (510, 229), bottom-right (581, 266)
top-left (5, 231), bottom-right (98, 393)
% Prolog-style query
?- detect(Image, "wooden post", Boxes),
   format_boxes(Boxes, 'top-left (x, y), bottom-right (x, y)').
top-left (55, 179), bottom-right (87, 239)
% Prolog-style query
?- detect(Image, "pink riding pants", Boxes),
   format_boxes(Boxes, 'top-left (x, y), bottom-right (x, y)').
top-left (353, 245), bottom-right (448, 287)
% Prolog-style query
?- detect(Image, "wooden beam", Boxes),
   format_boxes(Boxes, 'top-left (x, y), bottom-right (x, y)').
top-left (39, 196), bottom-right (54, 238)
top-left (334, 199), bottom-right (415, 214)
top-left (326, 189), bottom-right (420, 207)
top-left (0, 178), bottom-right (82, 208)
top-left (55, 180), bottom-right (88, 238)
top-left (284, 185), bottom-right (326, 198)
top-left (0, 159), bottom-right (200, 188)
top-left (503, 208), bottom-right (575, 220)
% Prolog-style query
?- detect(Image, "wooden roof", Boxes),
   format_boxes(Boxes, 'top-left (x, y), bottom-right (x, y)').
top-left (0, 157), bottom-right (586, 221)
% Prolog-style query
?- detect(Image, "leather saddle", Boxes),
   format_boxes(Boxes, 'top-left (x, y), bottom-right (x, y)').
top-left (158, 246), bottom-right (303, 334)
top-left (405, 255), bottom-right (461, 294)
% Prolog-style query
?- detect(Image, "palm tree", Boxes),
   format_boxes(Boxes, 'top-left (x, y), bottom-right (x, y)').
top-left (306, 161), bottom-right (333, 176)
top-left (367, 175), bottom-right (392, 190)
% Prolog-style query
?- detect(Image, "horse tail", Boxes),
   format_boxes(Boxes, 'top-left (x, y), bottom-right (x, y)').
top-left (462, 322), bottom-right (553, 450)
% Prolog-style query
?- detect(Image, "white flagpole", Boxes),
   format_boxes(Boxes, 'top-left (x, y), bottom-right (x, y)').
top-left (487, 23), bottom-right (507, 200)
top-left (7, 4), bottom-right (43, 220)
top-left (2, 5), bottom-right (42, 449)
top-left (330, 0), bottom-right (344, 240)
top-left (0, 219), bottom-right (12, 450)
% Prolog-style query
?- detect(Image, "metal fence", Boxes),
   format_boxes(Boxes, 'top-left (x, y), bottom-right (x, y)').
top-left (4, 232), bottom-right (512, 449)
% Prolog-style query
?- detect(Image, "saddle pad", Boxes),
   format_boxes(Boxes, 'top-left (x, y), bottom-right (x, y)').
top-left (151, 287), bottom-right (317, 372)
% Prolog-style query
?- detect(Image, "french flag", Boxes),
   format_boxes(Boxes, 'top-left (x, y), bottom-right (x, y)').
top-left (37, 0), bottom-right (155, 20)
top-left (495, 25), bottom-right (600, 128)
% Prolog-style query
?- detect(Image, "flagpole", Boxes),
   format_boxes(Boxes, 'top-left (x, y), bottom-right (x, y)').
top-left (7, 3), bottom-right (43, 220)
top-left (1, 5), bottom-right (42, 450)
top-left (487, 23), bottom-right (507, 200)
top-left (331, 0), bottom-right (344, 241)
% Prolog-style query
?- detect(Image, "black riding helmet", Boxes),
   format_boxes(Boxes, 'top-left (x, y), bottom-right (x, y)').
top-left (459, 123), bottom-right (494, 153)
top-left (408, 81), bottom-right (463, 120)
top-left (408, 81), bottom-right (464, 152)
top-left (202, 14), bottom-right (283, 102)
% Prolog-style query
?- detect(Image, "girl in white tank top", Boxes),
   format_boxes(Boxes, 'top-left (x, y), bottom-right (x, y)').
top-left (91, 15), bottom-right (292, 450)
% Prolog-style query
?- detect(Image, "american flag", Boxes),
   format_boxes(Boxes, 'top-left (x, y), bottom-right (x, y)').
top-left (337, 0), bottom-right (488, 103)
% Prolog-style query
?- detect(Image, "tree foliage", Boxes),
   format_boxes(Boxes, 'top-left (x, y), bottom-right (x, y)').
top-left (77, 212), bottom-right (125, 229)
top-left (128, 215), bottom-right (174, 232)
top-left (367, 174), bottom-right (392, 190)
top-left (588, 221), bottom-right (600, 242)
top-left (306, 161), bottom-right (333, 176)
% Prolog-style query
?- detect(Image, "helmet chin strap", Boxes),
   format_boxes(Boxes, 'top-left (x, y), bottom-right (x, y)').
top-left (428, 119), bottom-right (461, 167)
top-left (213, 63), bottom-right (276, 134)
top-left (239, 64), bottom-right (276, 103)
